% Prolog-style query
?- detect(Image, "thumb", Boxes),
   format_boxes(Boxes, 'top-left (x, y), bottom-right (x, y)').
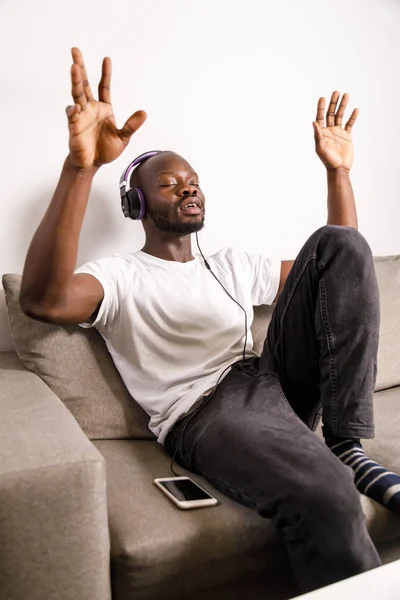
top-left (312, 121), bottom-right (323, 142)
top-left (119, 110), bottom-right (147, 144)
top-left (66, 103), bottom-right (81, 125)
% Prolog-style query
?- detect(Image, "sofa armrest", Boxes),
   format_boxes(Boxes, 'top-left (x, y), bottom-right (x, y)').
top-left (0, 352), bottom-right (111, 600)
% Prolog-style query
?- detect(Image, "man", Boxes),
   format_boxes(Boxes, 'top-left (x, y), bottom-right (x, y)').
top-left (20, 48), bottom-right (399, 593)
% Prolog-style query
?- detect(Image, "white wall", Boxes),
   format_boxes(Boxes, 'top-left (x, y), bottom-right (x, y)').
top-left (0, 0), bottom-right (399, 348)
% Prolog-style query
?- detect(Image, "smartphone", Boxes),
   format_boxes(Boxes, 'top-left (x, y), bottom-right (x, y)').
top-left (154, 476), bottom-right (219, 510)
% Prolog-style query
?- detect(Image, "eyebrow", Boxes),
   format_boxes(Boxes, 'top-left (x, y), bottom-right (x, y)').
top-left (158, 171), bottom-right (198, 177)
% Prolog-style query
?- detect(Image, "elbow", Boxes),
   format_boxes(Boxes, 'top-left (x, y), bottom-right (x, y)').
top-left (19, 291), bottom-right (34, 319)
top-left (19, 293), bottom-right (58, 324)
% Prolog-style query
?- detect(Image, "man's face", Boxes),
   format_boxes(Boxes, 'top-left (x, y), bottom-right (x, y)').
top-left (138, 152), bottom-right (205, 235)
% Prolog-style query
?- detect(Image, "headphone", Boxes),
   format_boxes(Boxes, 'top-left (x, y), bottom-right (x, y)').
top-left (119, 150), bottom-right (161, 220)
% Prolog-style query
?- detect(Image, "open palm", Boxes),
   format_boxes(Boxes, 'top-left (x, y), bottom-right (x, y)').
top-left (313, 92), bottom-right (359, 171)
top-left (66, 48), bottom-right (147, 169)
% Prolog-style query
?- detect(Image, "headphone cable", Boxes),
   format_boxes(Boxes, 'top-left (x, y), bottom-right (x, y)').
top-left (195, 232), bottom-right (248, 362)
top-left (168, 233), bottom-right (249, 476)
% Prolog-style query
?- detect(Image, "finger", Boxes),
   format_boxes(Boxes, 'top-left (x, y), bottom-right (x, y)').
top-left (316, 98), bottom-right (325, 127)
top-left (119, 110), bottom-right (148, 144)
top-left (98, 57), bottom-right (112, 104)
top-left (345, 108), bottom-right (359, 133)
top-left (65, 103), bottom-right (81, 125)
top-left (326, 90), bottom-right (340, 127)
top-left (312, 121), bottom-right (324, 142)
top-left (71, 47), bottom-right (95, 102)
top-left (335, 93), bottom-right (349, 127)
top-left (70, 64), bottom-right (88, 109)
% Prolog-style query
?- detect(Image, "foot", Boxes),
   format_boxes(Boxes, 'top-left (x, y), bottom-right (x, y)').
top-left (326, 438), bottom-right (400, 514)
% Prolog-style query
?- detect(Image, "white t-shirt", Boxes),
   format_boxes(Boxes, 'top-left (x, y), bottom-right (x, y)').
top-left (76, 249), bottom-right (280, 443)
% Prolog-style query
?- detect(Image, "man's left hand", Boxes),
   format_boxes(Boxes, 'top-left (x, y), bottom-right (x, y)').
top-left (313, 91), bottom-right (358, 171)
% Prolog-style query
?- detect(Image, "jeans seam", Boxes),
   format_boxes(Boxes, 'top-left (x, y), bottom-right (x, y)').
top-left (319, 275), bottom-right (338, 435)
top-left (196, 469), bottom-right (261, 510)
top-left (273, 255), bottom-right (317, 356)
top-left (169, 395), bottom-right (212, 466)
top-left (275, 377), bottom-right (297, 413)
top-left (345, 423), bottom-right (374, 429)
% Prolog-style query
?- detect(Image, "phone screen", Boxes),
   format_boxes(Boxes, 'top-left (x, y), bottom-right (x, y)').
top-left (158, 478), bottom-right (212, 502)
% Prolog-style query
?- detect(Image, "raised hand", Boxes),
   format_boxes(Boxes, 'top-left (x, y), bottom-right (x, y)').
top-left (66, 48), bottom-right (147, 170)
top-left (313, 92), bottom-right (358, 171)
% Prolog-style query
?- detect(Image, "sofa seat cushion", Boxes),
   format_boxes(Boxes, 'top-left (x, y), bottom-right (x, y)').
top-left (97, 382), bottom-right (400, 600)
top-left (94, 440), bottom-right (299, 600)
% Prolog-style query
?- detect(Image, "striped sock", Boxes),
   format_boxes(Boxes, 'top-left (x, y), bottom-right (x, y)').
top-left (326, 438), bottom-right (400, 514)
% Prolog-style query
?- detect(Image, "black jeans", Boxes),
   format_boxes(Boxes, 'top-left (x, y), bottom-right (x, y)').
top-left (165, 225), bottom-right (381, 593)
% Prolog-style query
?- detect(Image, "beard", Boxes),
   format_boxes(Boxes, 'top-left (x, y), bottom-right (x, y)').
top-left (147, 204), bottom-right (205, 235)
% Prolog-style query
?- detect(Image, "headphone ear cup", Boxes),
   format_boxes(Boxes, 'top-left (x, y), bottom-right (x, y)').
top-left (124, 188), bottom-right (146, 220)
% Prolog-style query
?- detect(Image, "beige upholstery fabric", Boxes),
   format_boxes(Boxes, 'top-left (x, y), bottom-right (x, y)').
top-left (96, 429), bottom-right (400, 600)
top-left (2, 274), bottom-right (154, 440)
top-left (94, 439), bottom-right (299, 600)
top-left (252, 257), bottom-right (400, 392)
top-left (374, 256), bottom-right (400, 391)
top-left (252, 304), bottom-right (274, 355)
top-left (0, 352), bottom-right (111, 600)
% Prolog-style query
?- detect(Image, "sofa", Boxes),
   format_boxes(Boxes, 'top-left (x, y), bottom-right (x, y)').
top-left (1, 255), bottom-right (400, 600)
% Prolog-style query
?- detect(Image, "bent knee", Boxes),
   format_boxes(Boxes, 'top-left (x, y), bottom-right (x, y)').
top-left (318, 225), bottom-right (371, 256)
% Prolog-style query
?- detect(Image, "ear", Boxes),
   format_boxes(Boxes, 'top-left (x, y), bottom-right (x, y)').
top-left (126, 188), bottom-right (145, 220)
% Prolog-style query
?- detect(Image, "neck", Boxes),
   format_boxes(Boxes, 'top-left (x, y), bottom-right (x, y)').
top-left (142, 231), bottom-right (194, 263)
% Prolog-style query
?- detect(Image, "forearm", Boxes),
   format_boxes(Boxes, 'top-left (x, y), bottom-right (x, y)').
top-left (21, 155), bottom-right (98, 310)
top-left (326, 167), bottom-right (358, 230)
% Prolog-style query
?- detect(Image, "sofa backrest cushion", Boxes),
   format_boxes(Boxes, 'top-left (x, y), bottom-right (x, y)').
top-left (373, 256), bottom-right (400, 391)
top-left (251, 256), bottom-right (400, 393)
top-left (3, 256), bottom-right (400, 440)
top-left (2, 274), bottom-right (155, 440)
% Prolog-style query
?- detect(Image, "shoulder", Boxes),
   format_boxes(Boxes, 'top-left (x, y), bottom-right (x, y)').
top-left (208, 247), bottom-right (240, 266)
top-left (76, 251), bottom-right (140, 272)
top-left (208, 248), bottom-right (265, 270)
top-left (75, 252), bottom-right (142, 288)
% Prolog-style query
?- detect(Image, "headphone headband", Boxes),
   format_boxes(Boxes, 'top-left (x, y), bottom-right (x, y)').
top-left (119, 150), bottom-right (161, 189)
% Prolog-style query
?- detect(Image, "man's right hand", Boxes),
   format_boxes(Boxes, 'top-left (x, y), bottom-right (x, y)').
top-left (66, 47), bottom-right (147, 170)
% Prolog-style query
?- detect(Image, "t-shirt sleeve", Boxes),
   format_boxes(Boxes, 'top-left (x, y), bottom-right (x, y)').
top-left (235, 250), bottom-right (281, 306)
top-left (74, 256), bottom-right (130, 331)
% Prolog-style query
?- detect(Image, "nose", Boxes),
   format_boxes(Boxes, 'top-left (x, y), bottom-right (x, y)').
top-left (181, 185), bottom-right (197, 196)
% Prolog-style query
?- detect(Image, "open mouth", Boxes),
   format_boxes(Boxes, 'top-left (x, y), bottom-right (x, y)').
top-left (179, 200), bottom-right (202, 215)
